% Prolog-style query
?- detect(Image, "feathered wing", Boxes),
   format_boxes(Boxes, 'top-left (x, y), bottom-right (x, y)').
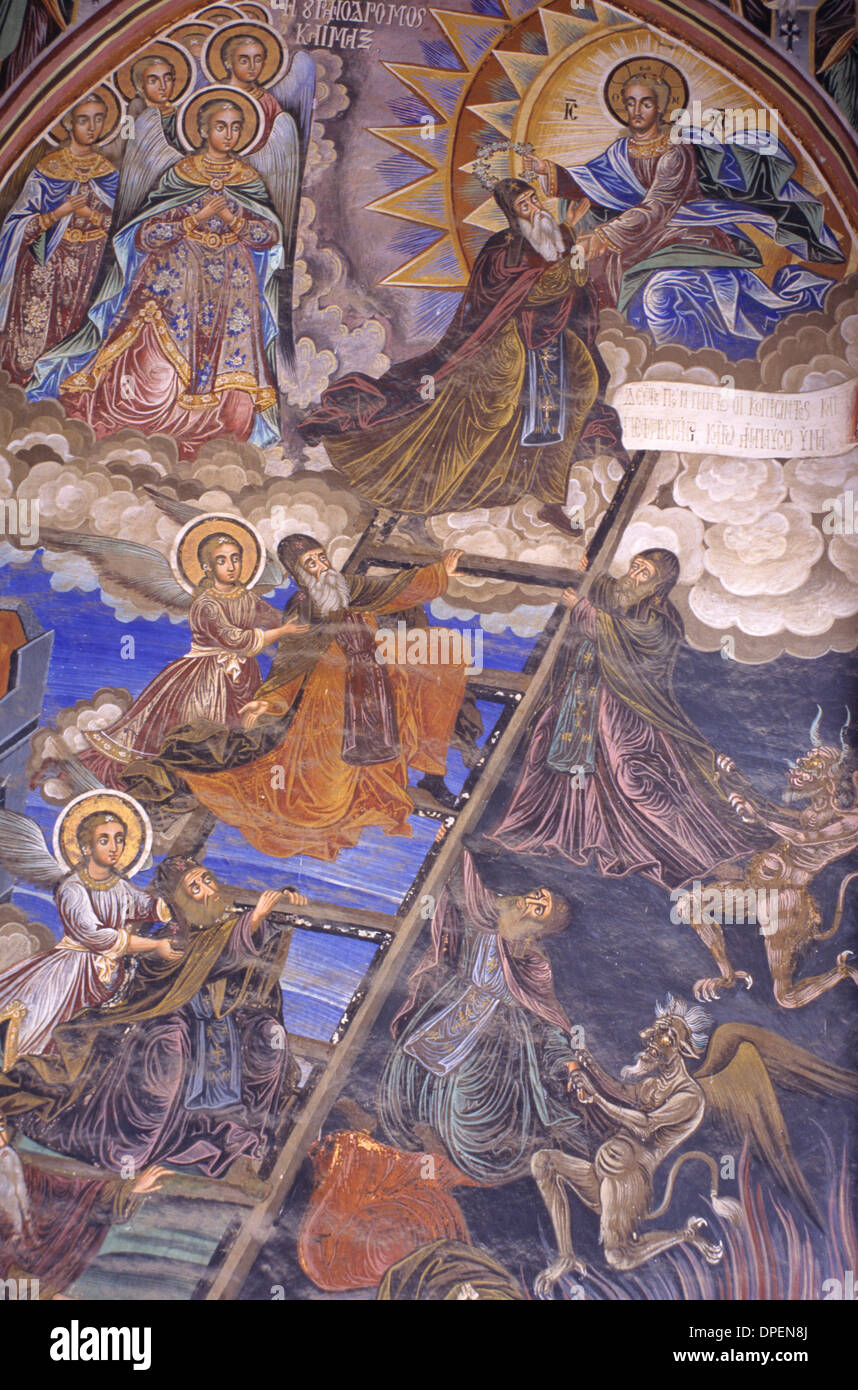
top-left (270, 50), bottom-right (316, 165)
top-left (695, 1023), bottom-right (858, 1225)
top-left (246, 110), bottom-right (301, 374)
top-left (0, 812), bottom-right (65, 889)
top-left (247, 52), bottom-right (315, 371)
top-left (112, 104), bottom-right (182, 233)
top-left (38, 528), bottom-right (192, 616)
top-left (142, 487), bottom-right (286, 593)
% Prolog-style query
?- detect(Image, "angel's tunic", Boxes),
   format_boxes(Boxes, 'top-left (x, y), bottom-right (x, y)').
top-left (28, 153), bottom-right (284, 458)
top-left (0, 872), bottom-right (159, 1062)
top-left (0, 147), bottom-right (117, 385)
top-left (82, 587), bottom-right (281, 784)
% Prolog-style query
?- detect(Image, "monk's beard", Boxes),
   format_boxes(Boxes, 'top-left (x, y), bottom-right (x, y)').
top-left (496, 893), bottom-right (533, 936)
top-left (171, 880), bottom-right (235, 930)
top-left (611, 576), bottom-right (644, 613)
top-left (299, 566), bottom-right (351, 616)
top-left (518, 209), bottom-right (565, 263)
top-left (0, 1144), bottom-right (29, 1236)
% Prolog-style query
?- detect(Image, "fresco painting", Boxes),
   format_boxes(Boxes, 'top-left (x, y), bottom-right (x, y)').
top-left (0, 0), bottom-right (855, 1324)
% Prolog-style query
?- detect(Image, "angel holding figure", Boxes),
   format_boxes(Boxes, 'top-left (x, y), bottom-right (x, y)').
top-left (0, 791), bottom-right (181, 1068)
top-left (41, 512), bottom-right (308, 788)
top-left (28, 61), bottom-right (313, 455)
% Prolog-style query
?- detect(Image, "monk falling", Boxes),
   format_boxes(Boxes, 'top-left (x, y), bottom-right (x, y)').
top-left (128, 535), bottom-right (469, 862)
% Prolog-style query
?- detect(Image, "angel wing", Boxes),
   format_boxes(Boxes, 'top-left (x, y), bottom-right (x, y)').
top-left (269, 49), bottom-right (316, 168)
top-left (111, 102), bottom-right (182, 234)
top-left (38, 527), bottom-right (192, 616)
top-left (79, 105), bottom-right (182, 323)
top-left (246, 50), bottom-right (316, 370)
top-left (142, 486), bottom-right (286, 593)
top-left (0, 811), bottom-right (65, 890)
top-left (695, 1023), bottom-right (858, 1225)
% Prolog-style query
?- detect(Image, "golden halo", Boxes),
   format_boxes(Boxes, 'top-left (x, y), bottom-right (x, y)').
top-left (197, 5), bottom-right (242, 22)
top-left (237, 3), bottom-right (272, 21)
top-left (177, 86), bottom-right (262, 152)
top-left (604, 57), bottom-right (689, 126)
top-left (204, 20), bottom-right (284, 86)
top-left (168, 21), bottom-right (215, 59)
top-left (54, 791), bottom-right (152, 878)
top-left (171, 513), bottom-right (266, 594)
top-left (47, 84), bottom-right (122, 147)
top-left (115, 40), bottom-right (194, 105)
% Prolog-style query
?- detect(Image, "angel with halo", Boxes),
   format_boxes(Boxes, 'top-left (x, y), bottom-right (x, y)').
top-left (40, 512), bottom-right (307, 789)
top-left (28, 68), bottom-right (313, 454)
top-left (0, 792), bottom-right (181, 1068)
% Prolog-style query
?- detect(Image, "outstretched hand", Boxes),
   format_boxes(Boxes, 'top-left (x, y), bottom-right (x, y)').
top-left (442, 549), bottom-right (464, 576)
top-left (131, 1164), bottom-right (170, 1195)
top-left (154, 938), bottom-right (184, 963)
top-left (249, 887), bottom-right (306, 928)
top-left (239, 699), bottom-right (270, 729)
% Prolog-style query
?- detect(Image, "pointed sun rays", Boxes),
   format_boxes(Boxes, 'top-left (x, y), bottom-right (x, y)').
top-left (366, 2), bottom-right (626, 301)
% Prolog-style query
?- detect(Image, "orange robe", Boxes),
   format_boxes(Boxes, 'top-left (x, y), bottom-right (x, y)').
top-left (181, 562), bottom-right (467, 861)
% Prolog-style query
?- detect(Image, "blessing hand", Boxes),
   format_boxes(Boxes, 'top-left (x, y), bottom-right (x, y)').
top-left (443, 549), bottom-right (464, 576)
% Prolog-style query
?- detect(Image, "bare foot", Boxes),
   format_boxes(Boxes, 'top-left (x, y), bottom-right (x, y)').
top-left (837, 950), bottom-right (858, 984)
top-left (534, 1254), bottom-right (587, 1298)
top-left (686, 1216), bottom-right (724, 1264)
top-left (693, 970), bottom-right (753, 1002)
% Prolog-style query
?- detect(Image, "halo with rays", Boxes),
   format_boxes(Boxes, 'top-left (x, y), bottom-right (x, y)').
top-left (367, 0), bottom-right (852, 335)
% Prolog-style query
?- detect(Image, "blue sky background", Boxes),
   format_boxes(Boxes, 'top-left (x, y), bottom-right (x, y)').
top-left (2, 557), bottom-right (535, 1039)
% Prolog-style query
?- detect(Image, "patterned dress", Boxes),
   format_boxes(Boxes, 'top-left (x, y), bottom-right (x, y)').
top-left (29, 152), bottom-right (284, 456)
top-left (0, 147), bottom-right (117, 385)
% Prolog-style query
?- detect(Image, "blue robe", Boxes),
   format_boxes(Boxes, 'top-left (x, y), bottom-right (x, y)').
top-left (559, 130), bottom-right (841, 357)
top-left (0, 149), bottom-right (117, 384)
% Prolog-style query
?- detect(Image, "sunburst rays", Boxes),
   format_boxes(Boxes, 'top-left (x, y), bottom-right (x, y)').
top-left (368, 0), bottom-right (852, 305)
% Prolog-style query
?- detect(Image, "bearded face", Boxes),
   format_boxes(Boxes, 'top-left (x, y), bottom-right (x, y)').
top-left (297, 562), bottom-right (352, 617)
top-left (496, 887), bottom-right (567, 944)
top-left (517, 207), bottom-right (566, 263)
top-left (610, 557), bottom-right (661, 612)
top-left (171, 868), bottom-right (235, 930)
top-left (782, 747), bottom-right (839, 803)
